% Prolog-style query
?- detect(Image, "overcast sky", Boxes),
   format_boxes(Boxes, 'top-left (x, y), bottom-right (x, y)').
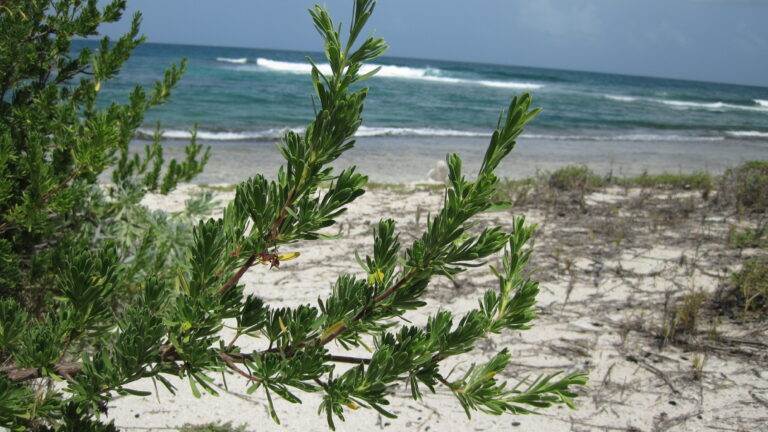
top-left (101, 0), bottom-right (768, 87)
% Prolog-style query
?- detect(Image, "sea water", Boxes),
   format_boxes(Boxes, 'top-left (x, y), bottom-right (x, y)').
top-left (79, 41), bottom-right (768, 182)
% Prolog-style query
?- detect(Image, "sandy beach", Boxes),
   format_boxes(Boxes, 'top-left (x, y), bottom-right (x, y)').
top-left (103, 177), bottom-right (768, 431)
top-left (148, 136), bottom-right (768, 185)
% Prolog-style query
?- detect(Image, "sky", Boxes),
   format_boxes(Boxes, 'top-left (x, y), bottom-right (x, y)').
top-left (101, 0), bottom-right (768, 87)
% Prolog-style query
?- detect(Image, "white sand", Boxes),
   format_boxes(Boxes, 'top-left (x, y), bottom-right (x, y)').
top-left (105, 185), bottom-right (768, 431)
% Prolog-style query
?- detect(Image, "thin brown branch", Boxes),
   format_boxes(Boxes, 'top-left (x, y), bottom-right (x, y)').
top-left (219, 352), bottom-right (261, 383)
top-left (325, 354), bottom-right (371, 365)
top-left (1, 348), bottom-right (371, 383)
top-left (217, 185), bottom-right (298, 295)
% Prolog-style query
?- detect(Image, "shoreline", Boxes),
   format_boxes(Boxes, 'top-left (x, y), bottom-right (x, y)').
top-left (144, 135), bottom-right (768, 184)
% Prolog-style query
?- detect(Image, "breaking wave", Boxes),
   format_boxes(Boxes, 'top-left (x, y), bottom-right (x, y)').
top-left (251, 58), bottom-right (543, 90)
top-left (604, 94), bottom-right (768, 113)
top-left (726, 130), bottom-right (768, 139)
top-left (216, 57), bottom-right (248, 64)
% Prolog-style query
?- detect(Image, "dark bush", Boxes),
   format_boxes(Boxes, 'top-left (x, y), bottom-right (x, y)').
top-left (718, 160), bottom-right (768, 213)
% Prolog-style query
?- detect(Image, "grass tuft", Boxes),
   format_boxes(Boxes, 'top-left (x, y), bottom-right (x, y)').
top-left (731, 256), bottom-right (768, 314)
top-left (548, 165), bottom-right (604, 192)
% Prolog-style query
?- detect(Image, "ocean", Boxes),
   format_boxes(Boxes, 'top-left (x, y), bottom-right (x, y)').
top-left (80, 41), bottom-right (768, 182)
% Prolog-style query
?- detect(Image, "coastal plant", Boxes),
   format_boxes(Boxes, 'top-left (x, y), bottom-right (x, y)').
top-left (730, 256), bottom-right (768, 314)
top-left (0, 0), bottom-right (211, 307)
top-left (548, 165), bottom-right (604, 192)
top-left (662, 291), bottom-right (708, 343)
top-left (0, 0), bottom-right (586, 431)
top-left (728, 224), bottom-right (767, 249)
top-left (717, 160), bottom-right (768, 213)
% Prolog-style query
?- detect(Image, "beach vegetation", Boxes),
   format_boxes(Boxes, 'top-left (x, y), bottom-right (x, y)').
top-left (662, 291), bottom-right (708, 343)
top-left (717, 160), bottom-right (768, 213)
top-left (548, 165), bottom-right (604, 192)
top-left (728, 224), bottom-right (767, 249)
top-left (730, 256), bottom-right (768, 314)
top-left (619, 171), bottom-right (713, 193)
top-left (0, 0), bottom-right (585, 431)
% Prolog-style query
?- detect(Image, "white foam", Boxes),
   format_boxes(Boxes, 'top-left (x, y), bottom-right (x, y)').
top-left (355, 126), bottom-right (487, 137)
top-left (476, 79), bottom-right (543, 90)
top-left (138, 127), bottom-right (302, 141)
top-left (726, 130), bottom-right (768, 138)
top-left (658, 99), bottom-right (768, 113)
top-left (138, 126), bottom-right (487, 141)
top-left (602, 94), bottom-right (768, 114)
top-left (216, 57), bottom-right (248, 64)
top-left (523, 133), bottom-right (724, 142)
top-left (604, 94), bottom-right (639, 102)
top-left (139, 127), bottom-right (738, 142)
top-left (252, 58), bottom-right (543, 90)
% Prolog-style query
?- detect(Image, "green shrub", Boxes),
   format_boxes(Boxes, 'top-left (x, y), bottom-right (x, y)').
top-left (731, 256), bottom-right (768, 313)
top-left (728, 225), bottom-right (767, 249)
top-left (548, 165), bottom-right (604, 192)
top-left (622, 171), bottom-right (713, 191)
top-left (719, 160), bottom-right (768, 212)
top-left (0, 1), bottom-right (585, 430)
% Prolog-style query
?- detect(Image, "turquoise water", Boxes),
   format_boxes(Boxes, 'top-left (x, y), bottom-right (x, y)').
top-left (80, 40), bottom-right (768, 144)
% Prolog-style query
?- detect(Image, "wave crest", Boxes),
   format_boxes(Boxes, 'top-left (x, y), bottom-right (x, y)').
top-left (726, 130), bottom-right (768, 139)
top-left (251, 58), bottom-right (543, 90)
top-left (138, 127), bottom-right (739, 143)
top-left (603, 94), bottom-right (768, 114)
top-left (137, 126), bottom-right (487, 141)
top-left (216, 57), bottom-right (248, 64)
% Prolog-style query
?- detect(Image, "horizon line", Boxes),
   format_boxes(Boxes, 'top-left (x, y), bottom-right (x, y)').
top-left (74, 38), bottom-right (768, 91)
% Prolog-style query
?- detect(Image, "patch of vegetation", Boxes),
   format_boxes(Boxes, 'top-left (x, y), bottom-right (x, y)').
top-left (718, 160), bottom-right (768, 213)
top-left (492, 177), bottom-right (538, 206)
top-left (548, 165), bottom-right (604, 192)
top-left (620, 171), bottom-right (713, 192)
top-left (179, 422), bottom-right (247, 432)
top-left (731, 256), bottom-right (768, 314)
top-left (728, 224), bottom-right (767, 249)
top-left (663, 291), bottom-right (708, 342)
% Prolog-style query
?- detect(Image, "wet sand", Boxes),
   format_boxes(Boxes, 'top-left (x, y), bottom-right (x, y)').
top-left (146, 135), bottom-right (768, 184)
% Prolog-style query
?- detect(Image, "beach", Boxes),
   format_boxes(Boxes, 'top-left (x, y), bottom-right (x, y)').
top-left (150, 135), bottom-right (768, 185)
top-left (5, 3), bottom-right (768, 432)
top-left (109, 44), bottom-right (768, 429)
top-left (105, 173), bottom-right (768, 431)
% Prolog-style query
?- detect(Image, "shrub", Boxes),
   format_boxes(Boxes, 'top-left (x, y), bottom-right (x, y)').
top-left (731, 256), bottom-right (768, 313)
top-left (718, 160), bottom-right (768, 213)
top-left (548, 165), bottom-right (604, 192)
top-left (621, 171), bottom-right (713, 192)
top-left (0, 1), bottom-right (585, 430)
top-left (728, 225), bottom-right (767, 249)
